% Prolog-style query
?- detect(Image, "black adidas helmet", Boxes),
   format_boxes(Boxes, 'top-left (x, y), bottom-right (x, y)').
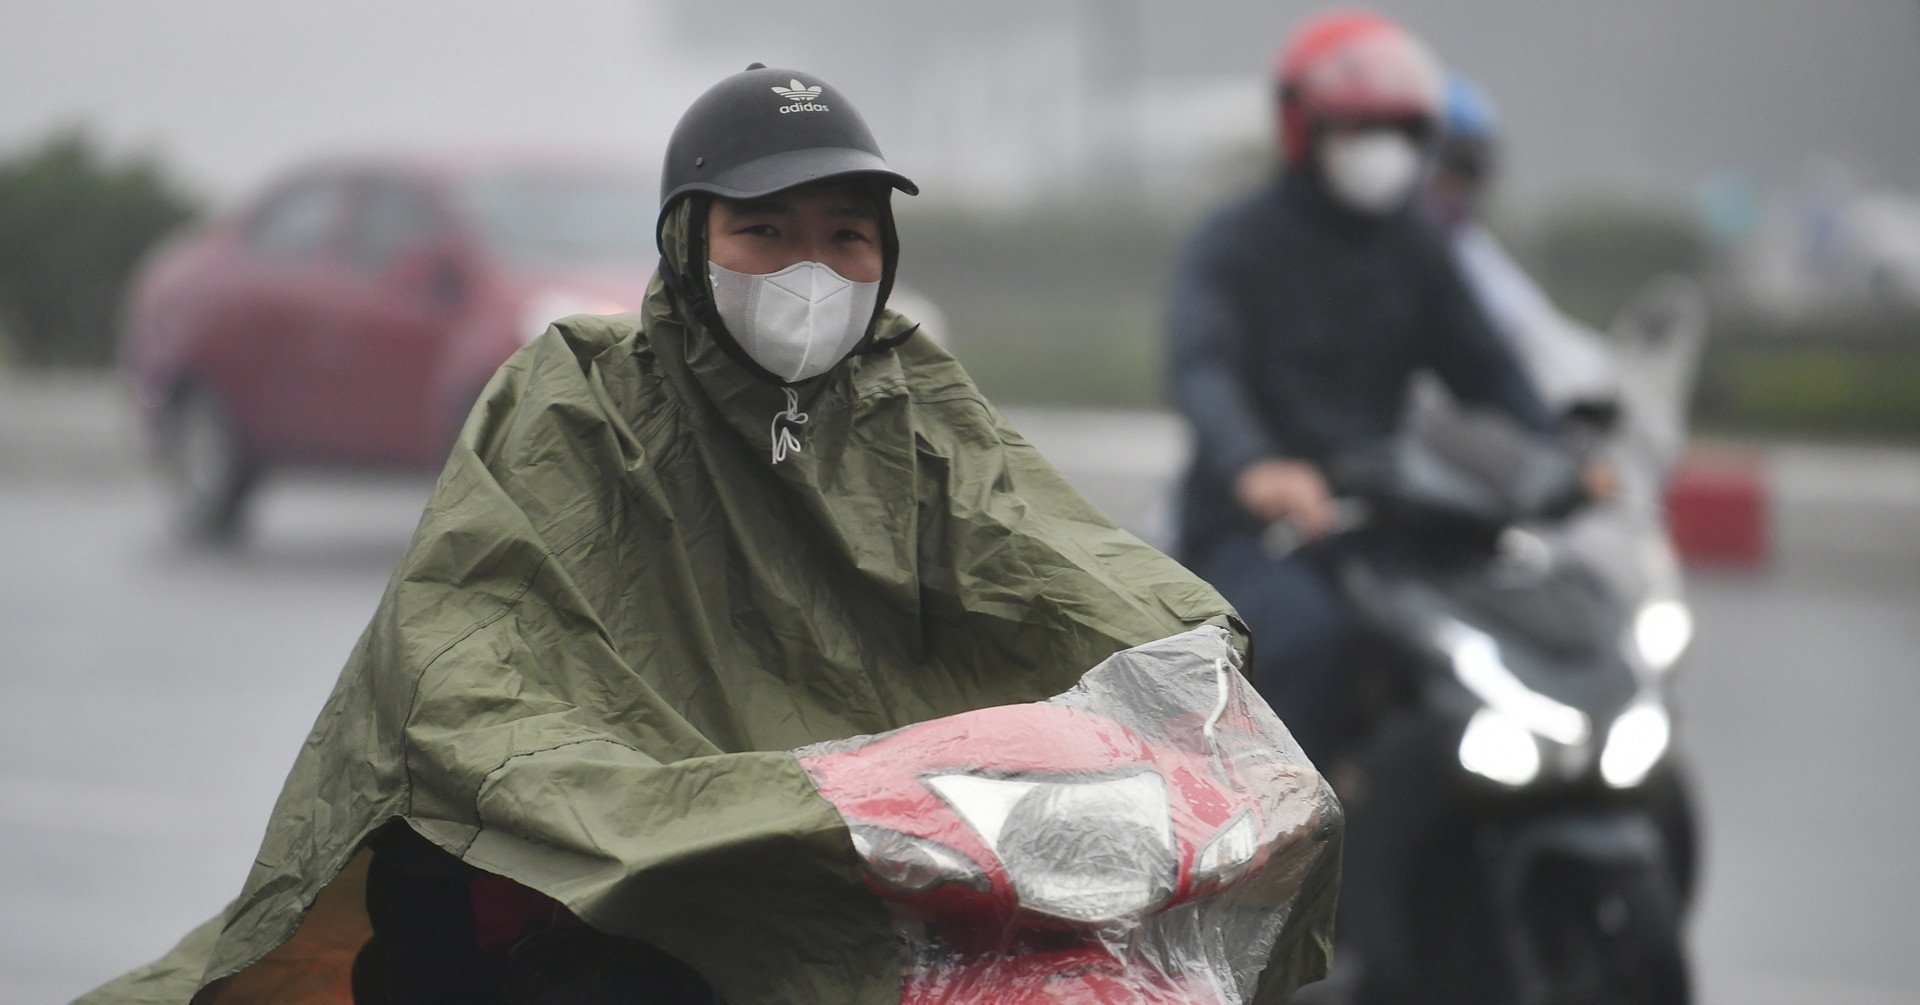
top-left (657, 64), bottom-right (917, 245)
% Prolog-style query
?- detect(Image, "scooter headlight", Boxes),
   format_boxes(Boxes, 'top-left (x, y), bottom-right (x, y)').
top-left (1633, 600), bottom-right (1694, 674)
top-left (1193, 810), bottom-right (1261, 888)
top-left (848, 823), bottom-right (989, 894)
top-left (1458, 708), bottom-right (1543, 787)
top-left (1599, 702), bottom-right (1672, 789)
top-left (1438, 621), bottom-right (1591, 747)
top-left (928, 771), bottom-right (1177, 924)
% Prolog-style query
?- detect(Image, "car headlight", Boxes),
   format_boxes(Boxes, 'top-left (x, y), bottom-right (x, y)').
top-left (928, 771), bottom-right (1176, 924)
top-left (1193, 810), bottom-right (1261, 888)
top-left (1633, 600), bottom-right (1694, 674)
top-left (1437, 621), bottom-right (1591, 747)
top-left (1458, 708), bottom-right (1543, 787)
top-left (847, 823), bottom-right (988, 894)
top-left (1599, 702), bottom-right (1671, 789)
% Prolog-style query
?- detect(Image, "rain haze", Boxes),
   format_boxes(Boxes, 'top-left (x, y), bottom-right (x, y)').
top-left (3, 2), bottom-right (1920, 1003)
top-left (3, 0), bottom-right (1918, 206)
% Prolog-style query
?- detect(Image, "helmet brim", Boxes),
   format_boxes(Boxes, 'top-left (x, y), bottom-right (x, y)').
top-left (664, 146), bottom-right (918, 206)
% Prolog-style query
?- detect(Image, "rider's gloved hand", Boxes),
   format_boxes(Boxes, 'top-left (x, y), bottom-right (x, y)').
top-left (1235, 458), bottom-right (1336, 538)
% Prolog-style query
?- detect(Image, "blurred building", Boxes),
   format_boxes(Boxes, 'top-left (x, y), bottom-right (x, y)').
top-left (657, 0), bottom-right (1920, 212)
top-left (1, 0), bottom-right (1917, 213)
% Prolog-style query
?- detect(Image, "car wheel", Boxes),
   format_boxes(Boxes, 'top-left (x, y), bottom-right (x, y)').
top-left (164, 386), bottom-right (258, 543)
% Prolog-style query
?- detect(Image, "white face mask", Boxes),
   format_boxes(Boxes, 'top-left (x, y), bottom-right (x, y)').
top-left (709, 260), bottom-right (881, 383)
top-left (1320, 130), bottom-right (1423, 215)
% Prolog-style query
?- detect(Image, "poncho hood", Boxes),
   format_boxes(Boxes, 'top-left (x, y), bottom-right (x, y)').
top-left (83, 213), bottom-right (1332, 1003)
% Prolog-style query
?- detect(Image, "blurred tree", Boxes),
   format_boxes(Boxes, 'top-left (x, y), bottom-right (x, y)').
top-left (0, 129), bottom-right (199, 368)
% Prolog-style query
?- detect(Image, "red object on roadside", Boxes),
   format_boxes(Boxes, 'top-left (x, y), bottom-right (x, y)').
top-left (1663, 449), bottom-right (1769, 569)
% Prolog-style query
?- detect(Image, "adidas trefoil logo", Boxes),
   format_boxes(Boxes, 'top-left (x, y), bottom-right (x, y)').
top-left (771, 79), bottom-right (829, 114)
top-left (771, 79), bottom-right (821, 101)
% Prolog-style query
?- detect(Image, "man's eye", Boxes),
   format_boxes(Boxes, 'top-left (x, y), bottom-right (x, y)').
top-left (837, 229), bottom-right (873, 242)
top-left (741, 224), bottom-right (779, 237)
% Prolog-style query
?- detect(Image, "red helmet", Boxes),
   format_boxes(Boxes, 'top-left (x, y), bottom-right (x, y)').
top-left (1274, 10), bottom-right (1445, 164)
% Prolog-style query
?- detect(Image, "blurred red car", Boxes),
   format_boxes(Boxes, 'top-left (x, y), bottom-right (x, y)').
top-left (122, 154), bottom-right (655, 540)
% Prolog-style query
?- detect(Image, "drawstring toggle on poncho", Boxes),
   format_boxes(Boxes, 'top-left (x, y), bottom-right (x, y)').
top-left (771, 387), bottom-right (808, 464)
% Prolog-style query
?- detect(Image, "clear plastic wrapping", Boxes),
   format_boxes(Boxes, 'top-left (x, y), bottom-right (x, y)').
top-left (797, 626), bottom-right (1341, 1003)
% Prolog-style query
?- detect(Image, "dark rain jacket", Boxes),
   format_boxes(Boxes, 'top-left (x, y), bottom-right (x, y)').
top-left (1168, 172), bottom-right (1557, 564)
top-left (82, 199), bottom-right (1339, 1005)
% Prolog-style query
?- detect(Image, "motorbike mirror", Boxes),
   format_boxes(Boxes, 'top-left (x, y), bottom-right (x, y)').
top-left (1612, 273), bottom-right (1708, 351)
top-left (1610, 274), bottom-right (1708, 476)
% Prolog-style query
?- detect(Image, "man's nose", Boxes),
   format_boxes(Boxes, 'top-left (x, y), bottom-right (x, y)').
top-left (793, 232), bottom-right (834, 263)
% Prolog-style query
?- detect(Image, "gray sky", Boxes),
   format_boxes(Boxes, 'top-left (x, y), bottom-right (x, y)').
top-left (3, 0), bottom-right (1917, 210)
top-left (0, 0), bottom-right (694, 199)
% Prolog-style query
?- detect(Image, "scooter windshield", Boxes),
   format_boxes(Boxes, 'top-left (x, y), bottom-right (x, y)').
top-left (796, 626), bottom-right (1342, 1004)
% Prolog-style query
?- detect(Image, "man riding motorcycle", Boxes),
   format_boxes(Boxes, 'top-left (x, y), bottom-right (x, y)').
top-left (1166, 10), bottom-right (1567, 765)
top-left (82, 66), bottom-right (1338, 1004)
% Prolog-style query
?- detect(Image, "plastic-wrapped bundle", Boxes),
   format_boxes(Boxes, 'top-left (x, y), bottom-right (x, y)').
top-left (798, 626), bottom-right (1342, 1003)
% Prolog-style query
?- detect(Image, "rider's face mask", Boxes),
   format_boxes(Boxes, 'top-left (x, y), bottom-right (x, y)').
top-left (1319, 128), bottom-right (1424, 215)
top-left (709, 260), bottom-right (881, 383)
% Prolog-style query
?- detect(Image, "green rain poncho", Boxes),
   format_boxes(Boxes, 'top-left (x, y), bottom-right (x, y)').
top-left (84, 202), bottom-right (1338, 1004)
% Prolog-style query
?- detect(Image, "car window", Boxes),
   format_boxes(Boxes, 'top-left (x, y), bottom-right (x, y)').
top-left (244, 178), bottom-right (351, 260)
top-left (349, 178), bottom-right (447, 272)
top-left (454, 170), bottom-right (655, 268)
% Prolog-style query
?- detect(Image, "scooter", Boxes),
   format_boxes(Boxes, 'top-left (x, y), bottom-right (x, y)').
top-left (1285, 390), bottom-right (1698, 1004)
top-left (797, 626), bottom-right (1342, 1003)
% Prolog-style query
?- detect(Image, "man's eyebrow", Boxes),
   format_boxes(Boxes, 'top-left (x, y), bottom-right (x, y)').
top-left (832, 202), bottom-right (877, 218)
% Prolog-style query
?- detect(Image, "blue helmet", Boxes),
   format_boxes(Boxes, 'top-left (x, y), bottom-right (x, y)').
top-left (1437, 71), bottom-right (1499, 182)
top-left (1443, 71), bottom-right (1498, 143)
